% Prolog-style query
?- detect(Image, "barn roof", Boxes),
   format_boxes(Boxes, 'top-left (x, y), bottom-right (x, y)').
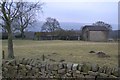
top-left (82, 25), bottom-right (109, 31)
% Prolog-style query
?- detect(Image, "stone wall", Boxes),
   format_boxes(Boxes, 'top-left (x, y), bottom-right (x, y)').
top-left (2, 58), bottom-right (119, 80)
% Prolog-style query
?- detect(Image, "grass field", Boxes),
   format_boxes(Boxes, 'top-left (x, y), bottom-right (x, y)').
top-left (2, 40), bottom-right (118, 67)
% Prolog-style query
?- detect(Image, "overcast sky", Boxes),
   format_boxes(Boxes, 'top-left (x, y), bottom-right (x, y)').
top-left (10, 0), bottom-right (119, 30)
top-left (38, 0), bottom-right (118, 25)
top-left (9, 0), bottom-right (118, 25)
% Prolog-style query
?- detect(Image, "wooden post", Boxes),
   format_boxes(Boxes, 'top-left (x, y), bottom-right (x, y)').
top-left (2, 50), bottom-right (5, 59)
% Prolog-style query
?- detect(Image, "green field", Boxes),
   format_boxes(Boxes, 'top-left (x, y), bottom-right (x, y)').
top-left (2, 40), bottom-right (118, 67)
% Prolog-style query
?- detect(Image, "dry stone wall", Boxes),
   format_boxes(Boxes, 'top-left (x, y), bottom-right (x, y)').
top-left (2, 58), bottom-right (119, 80)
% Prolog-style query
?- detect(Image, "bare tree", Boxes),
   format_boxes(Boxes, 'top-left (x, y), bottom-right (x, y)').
top-left (93, 21), bottom-right (112, 30)
top-left (14, 2), bottom-right (43, 39)
top-left (0, 1), bottom-right (22, 59)
top-left (0, 0), bottom-right (43, 58)
top-left (41, 17), bottom-right (61, 40)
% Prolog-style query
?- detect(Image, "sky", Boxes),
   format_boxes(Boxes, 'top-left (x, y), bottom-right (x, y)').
top-left (6, 0), bottom-right (120, 30)
top-left (7, 0), bottom-right (119, 24)
top-left (41, 2), bottom-right (118, 24)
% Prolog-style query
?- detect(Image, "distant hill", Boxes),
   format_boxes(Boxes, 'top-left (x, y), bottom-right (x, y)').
top-left (26, 21), bottom-right (118, 32)
top-left (26, 22), bottom-right (85, 31)
top-left (60, 22), bottom-right (85, 30)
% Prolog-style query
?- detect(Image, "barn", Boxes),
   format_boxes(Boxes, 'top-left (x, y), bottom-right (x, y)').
top-left (82, 25), bottom-right (109, 42)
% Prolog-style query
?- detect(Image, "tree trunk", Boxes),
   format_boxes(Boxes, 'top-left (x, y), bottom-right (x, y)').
top-left (1, 2), bottom-right (14, 59)
top-left (8, 30), bottom-right (14, 59)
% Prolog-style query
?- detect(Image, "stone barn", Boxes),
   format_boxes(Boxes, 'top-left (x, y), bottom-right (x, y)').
top-left (82, 25), bottom-right (109, 42)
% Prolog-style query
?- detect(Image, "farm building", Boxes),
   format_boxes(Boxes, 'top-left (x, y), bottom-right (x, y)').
top-left (34, 30), bottom-right (81, 40)
top-left (82, 25), bottom-right (109, 42)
